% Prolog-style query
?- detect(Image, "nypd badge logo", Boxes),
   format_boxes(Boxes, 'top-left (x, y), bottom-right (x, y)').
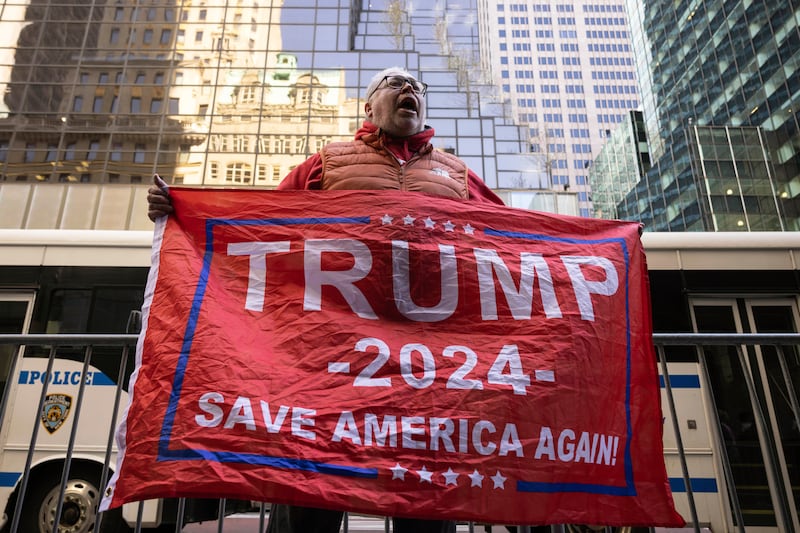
top-left (41, 393), bottom-right (72, 434)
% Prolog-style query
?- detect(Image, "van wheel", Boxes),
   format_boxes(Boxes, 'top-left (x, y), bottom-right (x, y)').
top-left (18, 465), bottom-right (129, 533)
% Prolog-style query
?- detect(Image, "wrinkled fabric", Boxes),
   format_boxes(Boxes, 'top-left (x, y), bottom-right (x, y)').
top-left (102, 189), bottom-right (683, 528)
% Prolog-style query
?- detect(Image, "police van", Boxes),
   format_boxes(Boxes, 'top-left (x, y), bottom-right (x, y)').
top-left (0, 230), bottom-right (244, 532)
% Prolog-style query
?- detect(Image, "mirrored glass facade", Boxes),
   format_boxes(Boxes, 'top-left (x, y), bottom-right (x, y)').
top-left (588, 109), bottom-right (649, 220)
top-left (618, 0), bottom-right (800, 231)
top-left (0, 0), bottom-right (566, 230)
top-left (686, 125), bottom-right (783, 231)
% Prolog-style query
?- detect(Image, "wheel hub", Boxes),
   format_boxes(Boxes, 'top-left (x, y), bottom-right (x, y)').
top-left (39, 478), bottom-right (98, 533)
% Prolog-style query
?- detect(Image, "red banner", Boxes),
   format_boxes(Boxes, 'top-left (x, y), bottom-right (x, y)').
top-left (102, 189), bottom-right (683, 527)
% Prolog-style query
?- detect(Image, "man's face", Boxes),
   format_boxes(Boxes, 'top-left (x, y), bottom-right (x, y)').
top-left (365, 75), bottom-right (426, 138)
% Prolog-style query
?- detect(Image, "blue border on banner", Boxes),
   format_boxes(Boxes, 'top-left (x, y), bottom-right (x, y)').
top-left (156, 218), bottom-right (634, 494)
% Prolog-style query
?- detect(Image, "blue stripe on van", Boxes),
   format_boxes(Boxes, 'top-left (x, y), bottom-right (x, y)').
top-left (0, 472), bottom-right (21, 487)
top-left (669, 477), bottom-right (718, 493)
top-left (659, 375), bottom-right (701, 388)
top-left (91, 372), bottom-right (115, 386)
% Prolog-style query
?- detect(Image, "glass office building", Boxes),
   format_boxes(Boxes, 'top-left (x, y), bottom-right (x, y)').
top-left (616, 0), bottom-right (799, 231)
top-left (0, 0), bottom-right (567, 230)
top-left (587, 109), bottom-right (649, 219)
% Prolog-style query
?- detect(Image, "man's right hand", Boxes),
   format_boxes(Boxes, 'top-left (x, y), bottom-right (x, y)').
top-left (147, 174), bottom-right (174, 221)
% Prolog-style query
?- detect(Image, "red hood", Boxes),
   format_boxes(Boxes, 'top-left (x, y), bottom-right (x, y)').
top-left (355, 121), bottom-right (434, 162)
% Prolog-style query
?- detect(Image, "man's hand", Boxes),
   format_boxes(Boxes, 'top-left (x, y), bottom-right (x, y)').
top-left (147, 174), bottom-right (174, 221)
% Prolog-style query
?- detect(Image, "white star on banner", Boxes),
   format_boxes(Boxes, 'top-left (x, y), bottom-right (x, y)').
top-left (424, 216), bottom-right (436, 229)
top-left (381, 214), bottom-right (393, 225)
top-left (443, 220), bottom-right (455, 232)
top-left (403, 214), bottom-right (416, 225)
top-left (416, 466), bottom-right (433, 483)
top-left (491, 470), bottom-right (507, 489)
top-left (442, 468), bottom-right (459, 486)
top-left (391, 463), bottom-right (407, 480)
top-left (468, 469), bottom-right (484, 487)
top-left (463, 223), bottom-right (475, 235)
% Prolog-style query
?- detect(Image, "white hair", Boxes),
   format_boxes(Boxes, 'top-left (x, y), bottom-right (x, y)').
top-left (365, 66), bottom-right (417, 101)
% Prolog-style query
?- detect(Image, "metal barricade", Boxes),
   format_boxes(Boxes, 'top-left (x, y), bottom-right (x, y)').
top-left (2, 332), bottom-right (799, 532)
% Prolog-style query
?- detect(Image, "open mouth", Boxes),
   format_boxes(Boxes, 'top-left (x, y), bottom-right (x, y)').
top-left (397, 96), bottom-right (418, 113)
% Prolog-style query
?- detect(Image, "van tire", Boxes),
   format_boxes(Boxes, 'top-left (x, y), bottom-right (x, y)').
top-left (17, 464), bottom-right (129, 533)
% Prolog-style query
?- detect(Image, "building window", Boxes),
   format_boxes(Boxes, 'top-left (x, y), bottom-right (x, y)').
top-left (93, 97), bottom-right (104, 113)
top-left (65, 143), bottom-right (76, 160)
top-left (195, 31), bottom-right (203, 42)
top-left (87, 140), bottom-right (100, 160)
top-left (45, 144), bottom-right (57, 162)
top-left (256, 165), bottom-right (267, 181)
top-left (169, 98), bottom-right (179, 114)
top-left (108, 173), bottom-right (120, 183)
top-left (73, 96), bottom-right (83, 112)
top-left (0, 140), bottom-right (8, 162)
top-left (134, 144), bottom-right (146, 163)
top-left (146, 7), bottom-right (156, 20)
top-left (131, 97), bottom-right (141, 113)
top-left (240, 85), bottom-right (257, 103)
top-left (315, 137), bottom-right (330, 152)
top-left (135, 72), bottom-right (145, 84)
top-left (114, 7), bottom-right (125, 21)
top-left (226, 163), bottom-right (252, 184)
top-left (143, 29), bottom-right (153, 44)
top-left (233, 135), bottom-right (249, 152)
top-left (25, 143), bottom-right (36, 163)
top-left (160, 29), bottom-right (172, 44)
top-left (110, 143), bottom-right (122, 162)
top-left (150, 98), bottom-right (162, 113)
top-left (110, 28), bottom-right (120, 44)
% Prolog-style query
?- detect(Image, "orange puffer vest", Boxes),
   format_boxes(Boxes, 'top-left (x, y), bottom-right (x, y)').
top-left (319, 133), bottom-right (469, 199)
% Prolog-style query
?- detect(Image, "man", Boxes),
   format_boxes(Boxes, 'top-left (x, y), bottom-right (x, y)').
top-left (146, 67), bottom-right (503, 532)
top-left (147, 66), bottom-right (501, 219)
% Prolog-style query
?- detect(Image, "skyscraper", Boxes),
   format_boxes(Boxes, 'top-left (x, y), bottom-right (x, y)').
top-left (587, 109), bottom-right (650, 219)
top-left (615, 0), bottom-right (799, 231)
top-left (477, 0), bottom-right (641, 217)
top-left (0, 0), bottom-right (575, 231)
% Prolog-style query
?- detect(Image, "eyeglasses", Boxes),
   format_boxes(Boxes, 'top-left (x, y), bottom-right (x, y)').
top-left (367, 75), bottom-right (428, 100)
